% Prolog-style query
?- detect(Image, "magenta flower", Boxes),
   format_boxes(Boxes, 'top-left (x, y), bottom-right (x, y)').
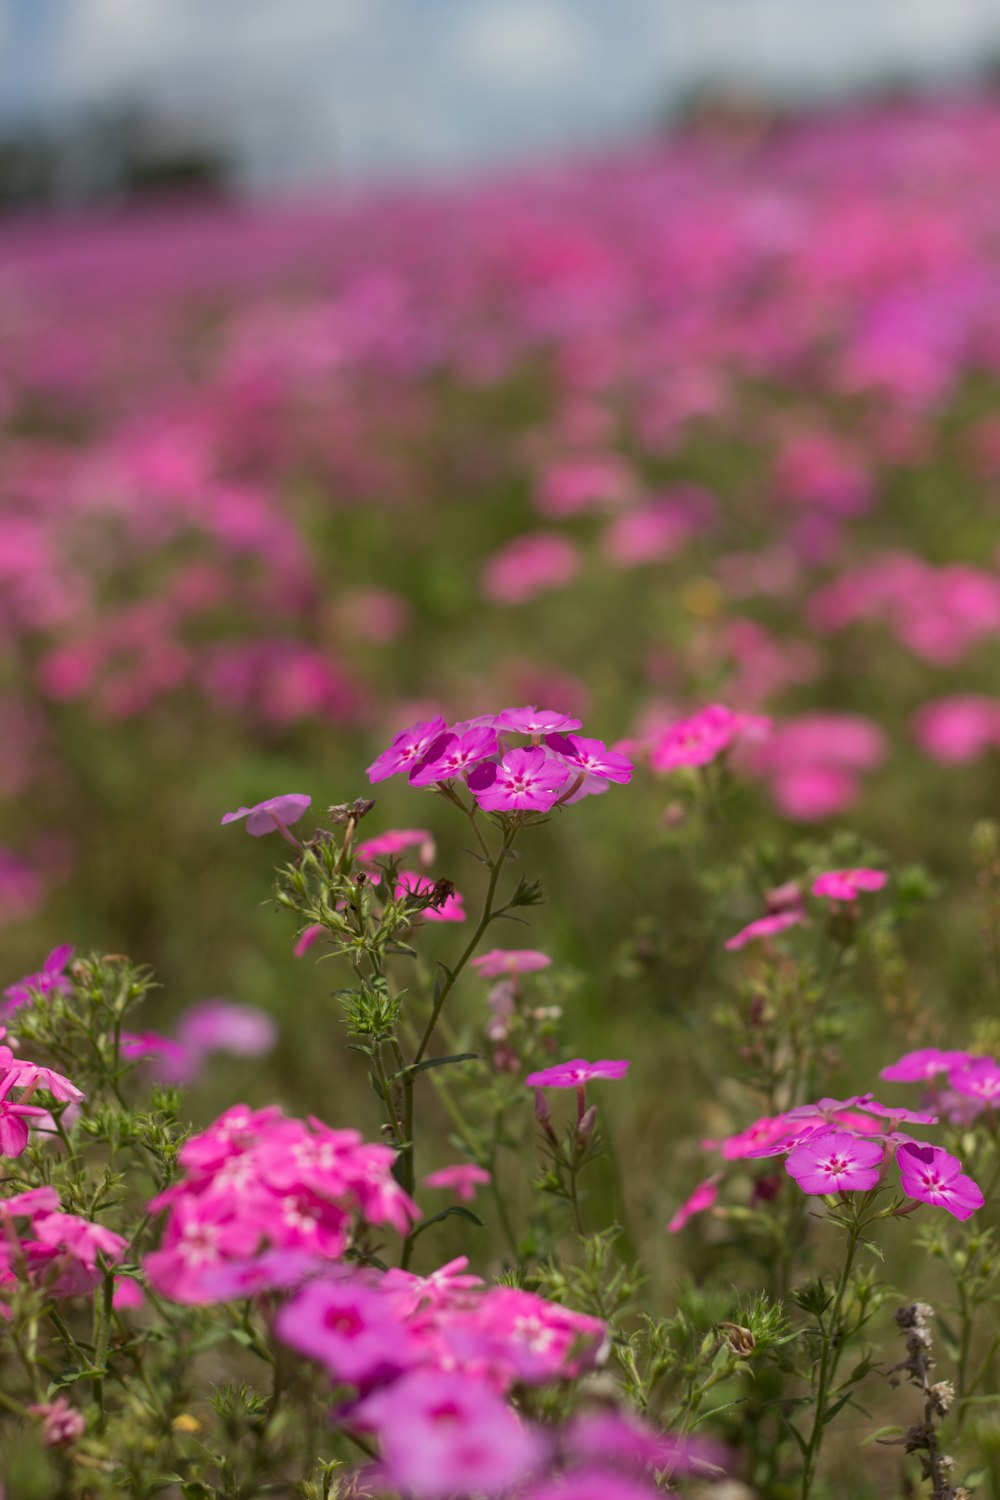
top-left (409, 727), bottom-right (499, 786)
top-left (812, 868), bottom-right (887, 901)
top-left (881, 1048), bottom-right (972, 1082)
top-left (481, 532), bottom-right (581, 606)
top-left (293, 924), bottom-right (325, 957)
top-left (495, 706), bottom-right (582, 736)
top-left (366, 716), bottom-right (447, 782)
top-left (354, 828), bottom-right (435, 865)
top-left (275, 1274), bottom-right (417, 1385)
top-left (667, 1173), bottom-right (722, 1233)
top-left (526, 1058), bottom-right (630, 1088)
top-left (424, 1163), bottom-right (491, 1202)
top-left (897, 1142), bottom-right (984, 1220)
top-left (471, 746), bottom-right (570, 813)
top-left (524, 1472), bottom-right (658, 1500)
top-left (3, 945), bottom-right (75, 1014)
top-left (177, 999), bottom-right (276, 1059)
top-left (785, 1129), bottom-right (884, 1194)
top-left (725, 910), bottom-right (804, 950)
top-left (357, 1369), bottom-right (546, 1499)
top-left (221, 794), bottom-right (311, 837)
top-left (544, 733), bottom-right (634, 784)
top-left (471, 949), bottom-right (552, 978)
top-left (650, 705), bottom-right (768, 773)
top-left (948, 1056), bottom-right (1000, 1105)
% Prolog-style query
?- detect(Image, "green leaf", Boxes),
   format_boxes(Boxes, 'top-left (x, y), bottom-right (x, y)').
top-left (394, 1053), bottom-right (479, 1080)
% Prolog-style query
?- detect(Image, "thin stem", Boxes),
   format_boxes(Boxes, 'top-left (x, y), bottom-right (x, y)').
top-left (799, 1221), bottom-right (861, 1500)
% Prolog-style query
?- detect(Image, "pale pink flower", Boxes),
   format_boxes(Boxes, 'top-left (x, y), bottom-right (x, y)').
top-left (424, 1164), bottom-right (491, 1202)
top-left (949, 1057), bottom-right (1000, 1105)
top-left (812, 868), bottom-right (886, 901)
top-left (481, 532), bottom-right (580, 605)
top-left (667, 1173), bottom-right (722, 1233)
top-left (526, 1059), bottom-right (630, 1088)
top-left (221, 794), bottom-right (311, 837)
top-left (471, 949), bottom-right (551, 978)
top-left (725, 910), bottom-right (804, 950)
top-left (881, 1048), bottom-right (971, 1082)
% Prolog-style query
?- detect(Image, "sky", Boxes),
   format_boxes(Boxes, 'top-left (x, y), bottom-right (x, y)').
top-left (1, 0), bottom-right (999, 190)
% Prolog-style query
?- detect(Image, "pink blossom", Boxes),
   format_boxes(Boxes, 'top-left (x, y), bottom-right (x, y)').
top-left (785, 1129), bottom-right (884, 1194)
top-left (667, 1173), bottom-right (722, 1233)
top-left (897, 1142), bottom-right (984, 1220)
top-left (524, 1471), bottom-right (658, 1500)
top-left (395, 871), bottom-right (466, 921)
top-left (220, 794), bottom-right (311, 837)
top-left (367, 717), bottom-right (448, 782)
top-left (380, 1255), bottom-right (484, 1314)
top-left (27, 1397), bottom-right (86, 1447)
top-left (481, 532), bottom-right (580, 605)
top-left (177, 999), bottom-right (276, 1059)
top-left (354, 828), bottom-right (435, 865)
top-left (471, 949), bottom-right (551, 978)
top-left (948, 1057), bottom-right (1000, 1105)
top-left (881, 1049), bottom-right (972, 1083)
top-left (409, 727), bottom-right (499, 786)
top-left (424, 1163), bottom-right (491, 1202)
top-left (359, 1369), bottom-right (547, 1498)
top-left (276, 1274), bottom-right (419, 1386)
top-left (526, 1058), bottom-right (630, 1088)
top-left (725, 910), bottom-right (804, 950)
top-left (471, 746), bottom-right (570, 813)
top-left (812, 868), bottom-right (887, 901)
top-left (495, 706), bottom-right (581, 736)
top-left (3, 944), bottom-right (75, 1014)
top-left (650, 705), bottom-right (768, 773)
top-left (912, 696), bottom-right (1000, 764)
top-left (544, 733), bottom-right (634, 783)
top-left (293, 924), bottom-right (325, 957)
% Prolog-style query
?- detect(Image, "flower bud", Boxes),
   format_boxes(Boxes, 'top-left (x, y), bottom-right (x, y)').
top-left (577, 1104), bottom-right (598, 1142)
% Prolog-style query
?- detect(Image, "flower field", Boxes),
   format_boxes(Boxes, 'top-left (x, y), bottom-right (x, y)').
top-left (4, 96), bottom-right (1000, 1497)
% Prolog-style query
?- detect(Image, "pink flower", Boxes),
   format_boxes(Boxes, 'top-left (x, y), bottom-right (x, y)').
top-left (275, 1274), bottom-right (418, 1385)
top-left (526, 1058), bottom-right (630, 1088)
top-left (3, 944), bottom-right (75, 1014)
top-left (471, 949), bottom-right (552, 978)
top-left (409, 727), bottom-right (499, 786)
top-left (785, 1129), bottom-right (884, 1194)
top-left (357, 1369), bottom-right (546, 1498)
top-left (395, 871), bottom-right (466, 921)
top-left (354, 828), bottom-right (435, 865)
top-left (481, 532), bottom-right (580, 605)
top-left (294, 924), bottom-right (325, 957)
top-left (424, 1164), bottom-right (491, 1202)
top-left (524, 1471), bottom-right (658, 1500)
top-left (380, 1255), bottom-right (484, 1314)
top-left (949, 1057), bottom-right (1000, 1105)
top-left (27, 1397), bottom-right (86, 1447)
top-left (495, 706), bottom-right (581, 736)
top-left (650, 705), bottom-right (768, 773)
top-left (897, 1142), bottom-right (984, 1220)
top-left (471, 747), bottom-right (570, 813)
top-left (177, 999), bottom-right (276, 1060)
top-left (881, 1049), bottom-right (972, 1082)
top-left (725, 910), bottom-right (804, 950)
top-left (221, 794), bottom-right (311, 837)
top-left (544, 734), bottom-right (634, 784)
top-left (912, 696), bottom-right (1000, 764)
top-left (667, 1173), bottom-right (722, 1233)
top-left (812, 868), bottom-right (887, 901)
top-left (367, 717), bottom-right (448, 782)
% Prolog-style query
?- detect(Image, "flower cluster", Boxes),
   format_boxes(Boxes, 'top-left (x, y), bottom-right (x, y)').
top-left (367, 707), bottom-right (633, 812)
top-left (0, 1187), bottom-right (126, 1300)
top-left (0, 1030), bottom-right (82, 1156)
top-left (144, 1105), bottom-right (419, 1302)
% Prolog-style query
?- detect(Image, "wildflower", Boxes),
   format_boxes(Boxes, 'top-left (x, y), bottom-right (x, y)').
top-left (424, 1163), bottom-right (491, 1201)
top-left (354, 828), bottom-right (435, 865)
top-left (366, 717), bottom-right (448, 782)
top-left (3, 944), bottom-right (75, 1014)
top-left (812, 868), bottom-right (887, 901)
top-left (650, 704), bottom-right (765, 773)
top-left (526, 1059), bottom-right (630, 1089)
top-left (495, 706), bottom-right (581, 736)
top-left (524, 1471), bottom-right (658, 1500)
top-left (725, 910), bottom-right (804, 950)
top-left (357, 1369), bottom-right (547, 1498)
top-left (881, 1049), bottom-right (972, 1082)
top-left (471, 747), bottom-right (570, 813)
top-left (220, 793), bottom-right (311, 837)
top-left (275, 1274), bottom-right (418, 1385)
top-left (785, 1129), bottom-right (884, 1194)
top-left (481, 531), bottom-right (581, 605)
top-left (471, 948), bottom-right (551, 978)
top-left (544, 733), bottom-right (634, 783)
top-left (294, 924), bottom-right (325, 957)
top-left (948, 1056), bottom-right (1000, 1105)
top-left (409, 727), bottom-right (499, 785)
top-left (667, 1173), bottom-right (722, 1232)
top-left (27, 1397), bottom-right (86, 1447)
top-left (897, 1142), bottom-right (984, 1220)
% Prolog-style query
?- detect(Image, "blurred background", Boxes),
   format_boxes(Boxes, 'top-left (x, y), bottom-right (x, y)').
top-left (1, 0), bottom-right (1000, 204)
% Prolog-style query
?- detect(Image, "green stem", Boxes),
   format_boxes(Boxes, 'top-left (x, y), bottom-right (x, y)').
top-left (799, 1222), bottom-right (860, 1500)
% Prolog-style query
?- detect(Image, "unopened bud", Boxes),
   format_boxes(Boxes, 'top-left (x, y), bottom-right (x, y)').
top-left (718, 1322), bottom-right (755, 1357)
top-left (577, 1104), bottom-right (598, 1142)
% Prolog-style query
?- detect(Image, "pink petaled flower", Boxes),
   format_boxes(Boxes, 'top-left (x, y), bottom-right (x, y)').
top-left (380, 1255), bottom-right (484, 1315)
top-left (544, 734), bottom-right (634, 784)
top-left (912, 696), bottom-right (1000, 764)
top-left (667, 1173), bottom-right (722, 1233)
top-left (112, 1276), bottom-right (145, 1311)
top-left (566, 1411), bottom-right (727, 1478)
top-left (650, 705), bottom-right (768, 773)
top-left (0, 1058), bottom-right (83, 1104)
top-left (495, 706), bottom-right (582, 736)
top-left (948, 1057), bottom-right (1000, 1105)
top-left (409, 728), bottom-right (499, 786)
top-left (471, 949), bottom-right (551, 978)
top-left (785, 1129), bottom-right (884, 1195)
top-left (725, 910), bottom-right (804, 950)
top-left (897, 1142), bottom-right (984, 1221)
top-left (31, 1211), bottom-right (127, 1268)
top-left (424, 1164), bottom-right (491, 1202)
top-left (704, 1113), bottom-right (799, 1160)
top-left (177, 999), bottom-right (276, 1060)
top-left (881, 1048), bottom-right (973, 1083)
top-left (526, 1058), bottom-right (630, 1088)
top-left (481, 531), bottom-right (581, 606)
top-left (395, 871), bottom-right (466, 921)
top-left (221, 794), bottom-right (311, 837)
top-left (524, 1470), bottom-right (659, 1500)
top-left (0, 1074), bottom-right (48, 1157)
top-left (471, 747), bottom-right (570, 813)
top-left (357, 1369), bottom-right (547, 1499)
top-left (812, 868), bottom-right (887, 902)
top-left (354, 828), bottom-right (435, 865)
top-left (450, 1286), bottom-right (608, 1384)
top-left (367, 717), bottom-right (448, 782)
top-left (121, 1031), bottom-right (192, 1083)
top-left (293, 924), bottom-right (325, 957)
top-left (27, 1396), bottom-right (86, 1447)
top-left (3, 944), bottom-right (75, 1014)
top-left (275, 1274), bottom-right (418, 1386)
top-left (199, 1248), bottom-right (322, 1301)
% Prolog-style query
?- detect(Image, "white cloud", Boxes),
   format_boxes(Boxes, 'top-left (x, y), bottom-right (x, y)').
top-left (452, 1), bottom-right (598, 89)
